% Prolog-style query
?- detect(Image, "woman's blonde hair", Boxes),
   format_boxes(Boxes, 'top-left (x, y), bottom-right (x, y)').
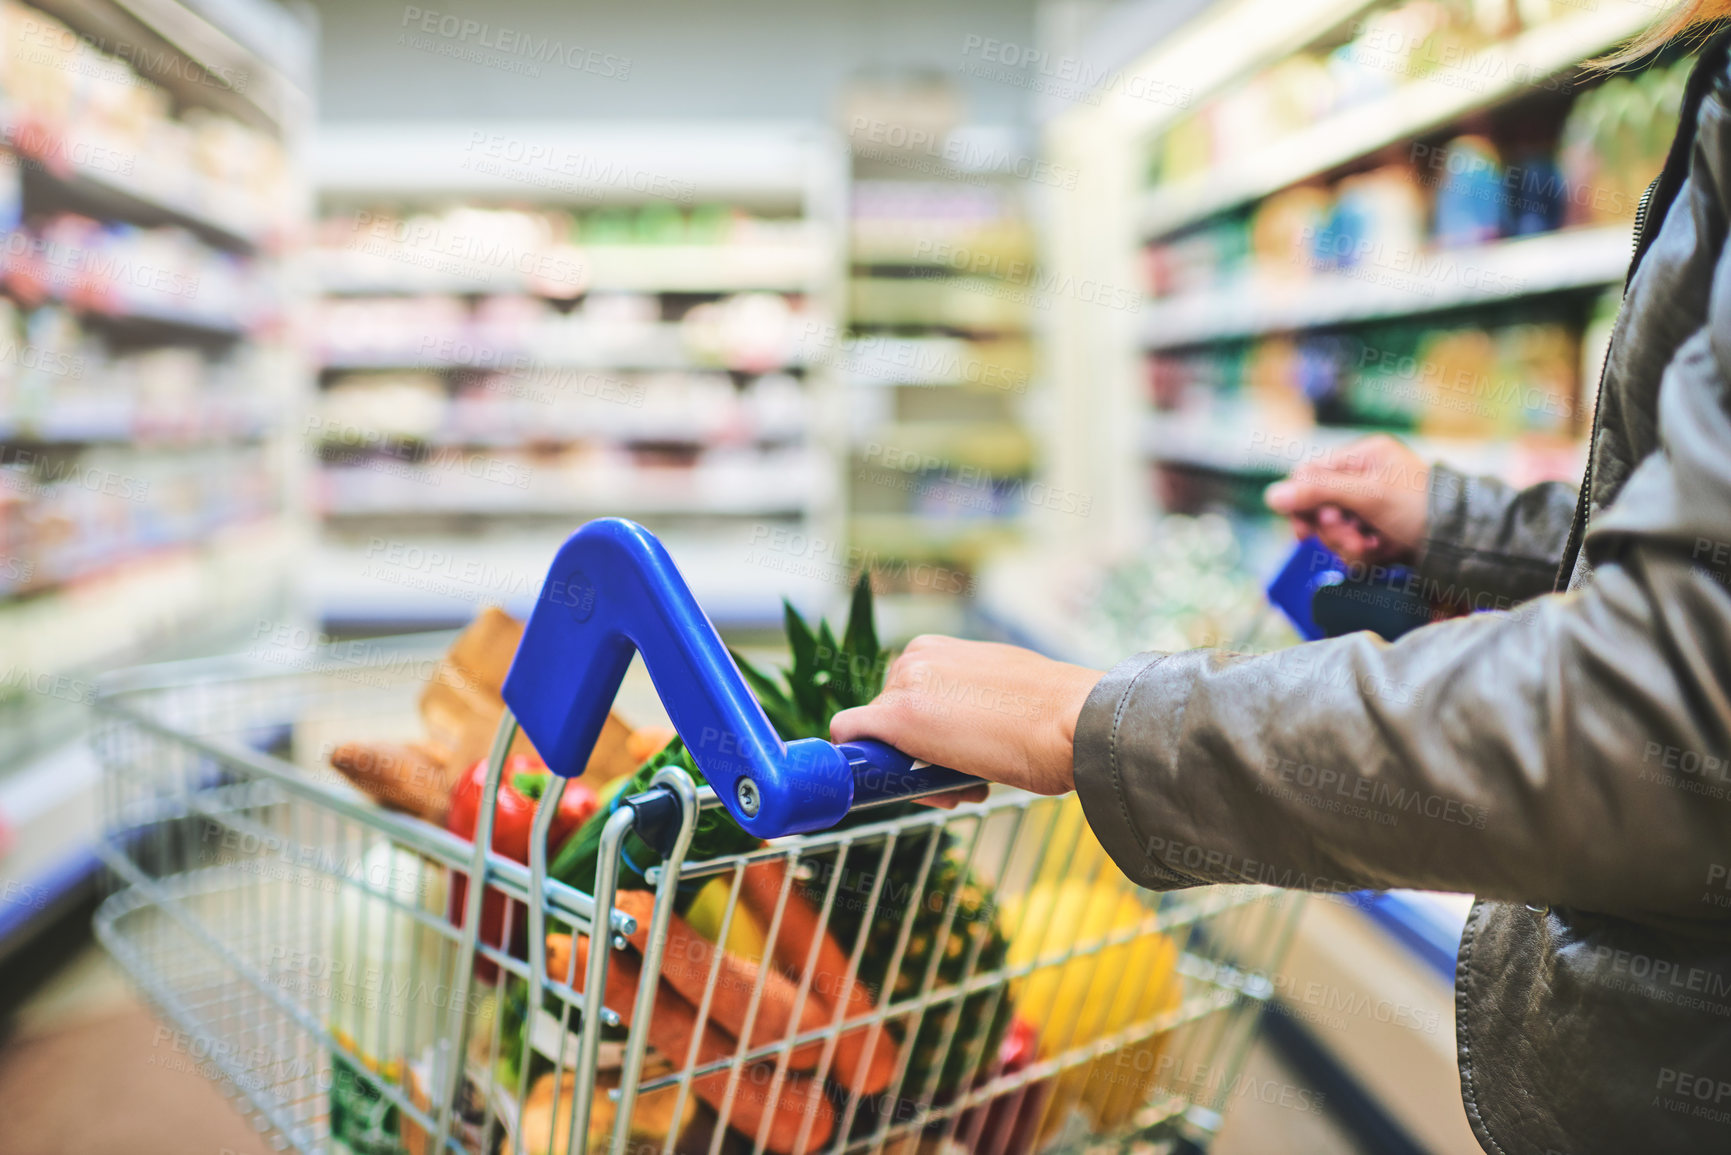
top-left (1596, 1), bottom-right (1730, 69)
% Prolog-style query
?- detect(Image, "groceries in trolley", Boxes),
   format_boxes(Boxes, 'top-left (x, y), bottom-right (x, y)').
top-left (100, 525), bottom-right (1287, 1155)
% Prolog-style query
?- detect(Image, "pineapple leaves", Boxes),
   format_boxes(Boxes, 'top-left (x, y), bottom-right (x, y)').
top-left (834, 573), bottom-right (886, 708)
top-left (731, 649), bottom-right (808, 740)
top-left (842, 572), bottom-right (878, 676)
top-left (783, 598), bottom-right (819, 672)
top-left (723, 575), bottom-right (887, 743)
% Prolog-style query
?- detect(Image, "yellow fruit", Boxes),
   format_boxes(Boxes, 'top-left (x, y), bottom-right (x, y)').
top-left (1008, 880), bottom-right (1180, 1053)
top-left (682, 877), bottom-right (768, 964)
top-left (1029, 795), bottom-right (1113, 888)
top-left (1005, 797), bottom-right (1184, 1137)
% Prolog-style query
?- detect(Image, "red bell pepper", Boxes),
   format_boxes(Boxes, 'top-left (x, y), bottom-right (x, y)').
top-left (446, 754), bottom-right (599, 980)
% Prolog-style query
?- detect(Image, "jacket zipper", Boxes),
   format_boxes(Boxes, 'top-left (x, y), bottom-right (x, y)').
top-left (1533, 190), bottom-right (1658, 914)
top-left (1553, 176), bottom-right (1661, 590)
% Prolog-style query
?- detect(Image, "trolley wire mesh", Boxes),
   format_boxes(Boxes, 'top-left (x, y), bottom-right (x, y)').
top-left (93, 644), bottom-right (1301, 1155)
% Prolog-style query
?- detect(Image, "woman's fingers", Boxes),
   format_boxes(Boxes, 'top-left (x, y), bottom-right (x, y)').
top-left (914, 783), bottom-right (992, 810)
top-left (831, 637), bottom-right (1102, 797)
top-left (1313, 505), bottom-right (1382, 561)
top-left (1262, 434), bottom-right (1429, 565)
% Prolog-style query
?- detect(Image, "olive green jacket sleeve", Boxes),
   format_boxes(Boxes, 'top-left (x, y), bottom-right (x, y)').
top-left (1417, 465), bottom-right (1578, 608)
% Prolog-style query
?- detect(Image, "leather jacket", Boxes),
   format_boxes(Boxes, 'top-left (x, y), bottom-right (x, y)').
top-left (1073, 34), bottom-right (1731, 1154)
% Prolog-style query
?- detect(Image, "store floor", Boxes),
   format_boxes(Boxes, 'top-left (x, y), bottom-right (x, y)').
top-left (0, 941), bottom-right (1367, 1155)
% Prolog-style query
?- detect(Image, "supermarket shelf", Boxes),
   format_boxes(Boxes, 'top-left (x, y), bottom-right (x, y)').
top-left (851, 420), bottom-right (1035, 474)
top-left (317, 323), bottom-right (802, 374)
top-left (534, 240), bottom-right (825, 293)
top-left (25, 0), bottom-right (309, 135)
top-left (311, 533), bottom-right (838, 631)
top-left (849, 275), bottom-right (1034, 334)
top-left (320, 425), bottom-right (808, 452)
top-left (8, 124), bottom-right (264, 252)
top-left (1137, 4), bottom-right (1658, 240)
top-left (323, 494), bottom-right (814, 519)
top-left (0, 402), bottom-right (274, 444)
top-left (848, 512), bottom-right (1024, 559)
top-left (0, 518), bottom-right (296, 734)
top-left (0, 271), bottom-right (250, 340)
top-left (849, 221), bottom-right (1035, 268)
top-left (0, 741), bottom-right (103, 962)
top-left (317, 243), bottom-right (825, 296)
top-left (1142, 226), bottom-right (1633, 349)
top-left (319, 354), bottom-right (799, 374)
top-left (825, 334), bottom-right (1033, 389)
top-left (0, 508), bottom-right (283, 604)
top-left (1142, 411), bottom-right (1587, 480)
top-left (78, 297), bottom-right (250, 340)
top-left (318, 462), bottom-right (821, 519)
top-left (314, 122), bottom-right (830, 207)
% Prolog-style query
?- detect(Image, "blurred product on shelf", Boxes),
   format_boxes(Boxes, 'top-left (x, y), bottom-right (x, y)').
top-left (313, 203), bottom-right (823, 296)
top-left (1312, 164), bottom-right (1429, 267)
top-left (307, 131), bottom-right (843, 630)
top-left (1133, 3), bottom-right (1692, 552)
top-left (1430, 136), bottom-right (1506, 247)
top-left (0, 0), bottom-right (292, 240)
top-left (314, 290), bottom-right (812, 373)
top-left (1153, 0), bottom-right (1636, 186)
top-left (315, 441), bottom-right (815, 519)
top-left (0, 212), bottom-right (262, 329)
top-left (314, 368), bottom-right (804, 448)
top-left (0, 293), bottom-right (285, 599)
top-left (1557, 55), bottom-right (1690, 227)
top-left (1145, 23), bottom-right (1692, 302)
top-left (842, 171), bottom-right (1037, 624)
top-left (849, 180), bottom-right (1033, 267)
top-left (1149, 308), bottom-right (1580, 442)
top-left (1, 430), bottom-right (278, 601)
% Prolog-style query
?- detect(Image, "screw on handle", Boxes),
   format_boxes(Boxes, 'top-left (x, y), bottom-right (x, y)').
top-left (502, 519), bottom-right (983, 838)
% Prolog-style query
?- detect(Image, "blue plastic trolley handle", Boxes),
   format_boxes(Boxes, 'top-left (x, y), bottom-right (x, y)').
top-left (500, 518), bottom-right (981, 838)
top-left (1265, 536), bottom-right (1346, 642)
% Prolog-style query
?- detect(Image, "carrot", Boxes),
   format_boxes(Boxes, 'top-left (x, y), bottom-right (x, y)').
top-left (737, 859), bottom-right (898, 1096)
top-left (611, 891), bottom-right (829, 1067)
top-left (548, 932), bottom-right (837, 1153)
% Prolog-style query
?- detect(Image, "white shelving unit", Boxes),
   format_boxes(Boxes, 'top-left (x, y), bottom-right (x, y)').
top-left (0, 0), bottom-right (313, 957)
top-left (837, 102), bottom-right (1043, 638)
top-left (1139, 408), bottom-right (1588, 482)
top-left (307, 122), bottom-right (850, 632)
top-left (315, 241), bottom-right (828, 297)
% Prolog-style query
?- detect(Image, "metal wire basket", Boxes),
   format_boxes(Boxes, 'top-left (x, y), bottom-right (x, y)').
top-left (93, 527), bottom-right (1302, 1155)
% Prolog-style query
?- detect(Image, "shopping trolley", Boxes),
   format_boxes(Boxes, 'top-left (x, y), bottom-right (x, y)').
top-left (92, 519), bottom-right (1302, 1155)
